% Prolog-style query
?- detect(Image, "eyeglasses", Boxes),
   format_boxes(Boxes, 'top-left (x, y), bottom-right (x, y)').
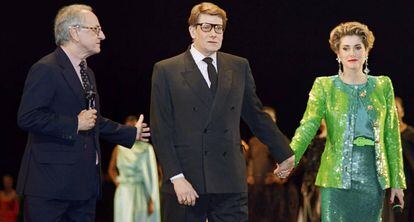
top-left (72, 24), bottom-right (102, 36)
top-left (195, 23), bottom-right (224, 34)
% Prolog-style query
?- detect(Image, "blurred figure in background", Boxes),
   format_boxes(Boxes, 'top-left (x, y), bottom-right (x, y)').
top-left (0, 175), bottom-right (19, 222)
top-left (108, 115), bottom-right (160, 222)
top-left (298, 119), bottom-right (326, 222)
top-left (383, 97), bottom-right (414, 222)
top-left (247, 107), bottom-right (299, 222)
top-left (394, 97), bottom-right (414, 222)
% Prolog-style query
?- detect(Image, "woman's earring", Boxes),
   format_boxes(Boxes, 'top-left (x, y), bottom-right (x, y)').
top-left (336, 57), bottom-right (342, 75)
top-left (364, 56), bottom-right (370, 74)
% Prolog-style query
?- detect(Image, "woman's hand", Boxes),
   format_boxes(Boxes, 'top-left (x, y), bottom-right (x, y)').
top-left (148, 198), bottom-right (154, 215)
top-left (390, 188), bottom-right (404, 208)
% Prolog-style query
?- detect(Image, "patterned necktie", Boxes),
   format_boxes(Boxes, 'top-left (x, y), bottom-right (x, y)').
top-left (79, 61), bottom-right (95, 109)
top-left (79, 61), bottom-right (91, 91)
top-left (203, 57), bottom-right (218, 95)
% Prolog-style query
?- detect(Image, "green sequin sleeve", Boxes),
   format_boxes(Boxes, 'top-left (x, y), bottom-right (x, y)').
top-left (291, 77), bottom-right (326, 166)
top-left (383, 77), bottom-right (406, 189)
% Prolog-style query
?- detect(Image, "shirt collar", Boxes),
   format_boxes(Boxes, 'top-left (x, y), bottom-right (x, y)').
top-left (190, 44), bottom-right (217, 65)
top-left (60, 46), bottom-right (85, 71)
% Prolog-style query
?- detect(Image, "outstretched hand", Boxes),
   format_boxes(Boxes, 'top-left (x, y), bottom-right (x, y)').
top-left (135, 114), bottom-right (150, 141)
top-left (273, 155), bottom-right (295, 179)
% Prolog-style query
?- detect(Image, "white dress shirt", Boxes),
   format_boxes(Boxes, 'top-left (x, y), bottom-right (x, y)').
top-left (189, 44), bottom-right (218, 88)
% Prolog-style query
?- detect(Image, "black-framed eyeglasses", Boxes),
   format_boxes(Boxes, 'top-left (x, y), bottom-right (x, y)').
top-left (72, 24), bottom-right (102, 36)
top-left (195, 23), bottom-right (224, 34)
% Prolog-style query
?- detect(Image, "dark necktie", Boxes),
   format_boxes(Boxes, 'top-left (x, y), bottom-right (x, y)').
top-left (203, 57), bottom-right (218, 95)
top-left (79, 61), bottom-right (95, 109)
top-left (79, 61), bottom-right (92, 90)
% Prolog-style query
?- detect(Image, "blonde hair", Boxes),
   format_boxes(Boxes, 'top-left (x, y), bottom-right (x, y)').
top-left (54, 4), bottom-right (93, 46)
top-left (188, 2), bottom-right (227, 29)
top-left (329, 21), bottom-right (375, 53)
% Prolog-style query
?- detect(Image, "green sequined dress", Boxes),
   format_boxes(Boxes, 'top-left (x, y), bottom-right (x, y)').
top-left (320, 83), bottom-right (384, 222)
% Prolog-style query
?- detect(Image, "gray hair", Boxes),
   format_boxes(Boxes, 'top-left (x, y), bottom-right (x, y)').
top-left (54, 4), bottom-right (93, 46)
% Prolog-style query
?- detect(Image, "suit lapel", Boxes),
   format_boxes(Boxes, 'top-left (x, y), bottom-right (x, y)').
top-left (55, 47), bottom-right (86, 108)
top-left (204, 52), bottom-right (233, 128)
top-left (180, 50), bottom-right (213, 108)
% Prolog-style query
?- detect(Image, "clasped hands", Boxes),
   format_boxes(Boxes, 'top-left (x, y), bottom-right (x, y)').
top-left (77, 110), bottom-right (150, 141)
top-left (273, 155), bottom-right (295, 179)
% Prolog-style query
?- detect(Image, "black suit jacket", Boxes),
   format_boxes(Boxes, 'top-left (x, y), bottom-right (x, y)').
top-left (150, 50), bottom-right (293, 194)
top-left (17, 47), bottom-right (136, 200)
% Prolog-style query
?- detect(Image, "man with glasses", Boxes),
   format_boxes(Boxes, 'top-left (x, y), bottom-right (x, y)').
top-left (150, 2), bottom-right (294, 221)
top-left (17, 4), bottom-right (150, 221)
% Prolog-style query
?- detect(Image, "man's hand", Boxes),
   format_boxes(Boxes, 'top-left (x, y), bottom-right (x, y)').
top-left (273, 155), bottom-right (295, 179)
top-left (77, 109), bottom-right (97, 131)
top-left (265, 173), bottom-right (287, 185)
top-left (135, 114), bottom-right (150, 141)
top-left (172, 177), bottom-right (199, 206)
top-left (390, 188), bottom-right (404, 208)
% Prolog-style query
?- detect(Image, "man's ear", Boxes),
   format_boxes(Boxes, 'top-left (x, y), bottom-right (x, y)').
top-left (69, 26), bottom-right (80, 42)
top-left (189, 26), bottom-right (196, 39)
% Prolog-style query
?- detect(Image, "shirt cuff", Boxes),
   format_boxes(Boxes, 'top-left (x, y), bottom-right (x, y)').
top-left (170, 173), bottom-right (184, 182)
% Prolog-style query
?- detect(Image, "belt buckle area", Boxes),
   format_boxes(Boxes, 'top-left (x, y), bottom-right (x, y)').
top-left (353, 137), bottom-right (374, 147)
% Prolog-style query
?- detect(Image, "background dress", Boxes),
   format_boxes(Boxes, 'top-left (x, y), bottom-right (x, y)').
top-left (114, 141), bottom-right (160, 222)
top-left (0, 191), bottom-right (19, 222)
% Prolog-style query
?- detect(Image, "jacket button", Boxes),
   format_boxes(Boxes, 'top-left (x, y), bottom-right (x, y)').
top-left (204, 151), bottom-right (208, 156)
top-left (193, 107), bottom-right (198, 112)
top-left (204, 129), bottom-right (208, 133)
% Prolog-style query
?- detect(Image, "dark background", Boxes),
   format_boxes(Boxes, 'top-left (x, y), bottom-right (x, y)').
top-left (1, 0), bottom-right (413, 214)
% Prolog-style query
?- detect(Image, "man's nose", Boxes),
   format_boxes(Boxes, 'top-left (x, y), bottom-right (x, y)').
top-left (99, 30), bottom-right (106, 40)
top-left (209, 30), bottom-right (217, 38)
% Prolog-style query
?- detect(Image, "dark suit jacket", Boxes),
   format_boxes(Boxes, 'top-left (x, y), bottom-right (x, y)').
top-left (150, 49), bottom-right (293, 194)
top-left (17, 47), bottom-right (136, 200)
